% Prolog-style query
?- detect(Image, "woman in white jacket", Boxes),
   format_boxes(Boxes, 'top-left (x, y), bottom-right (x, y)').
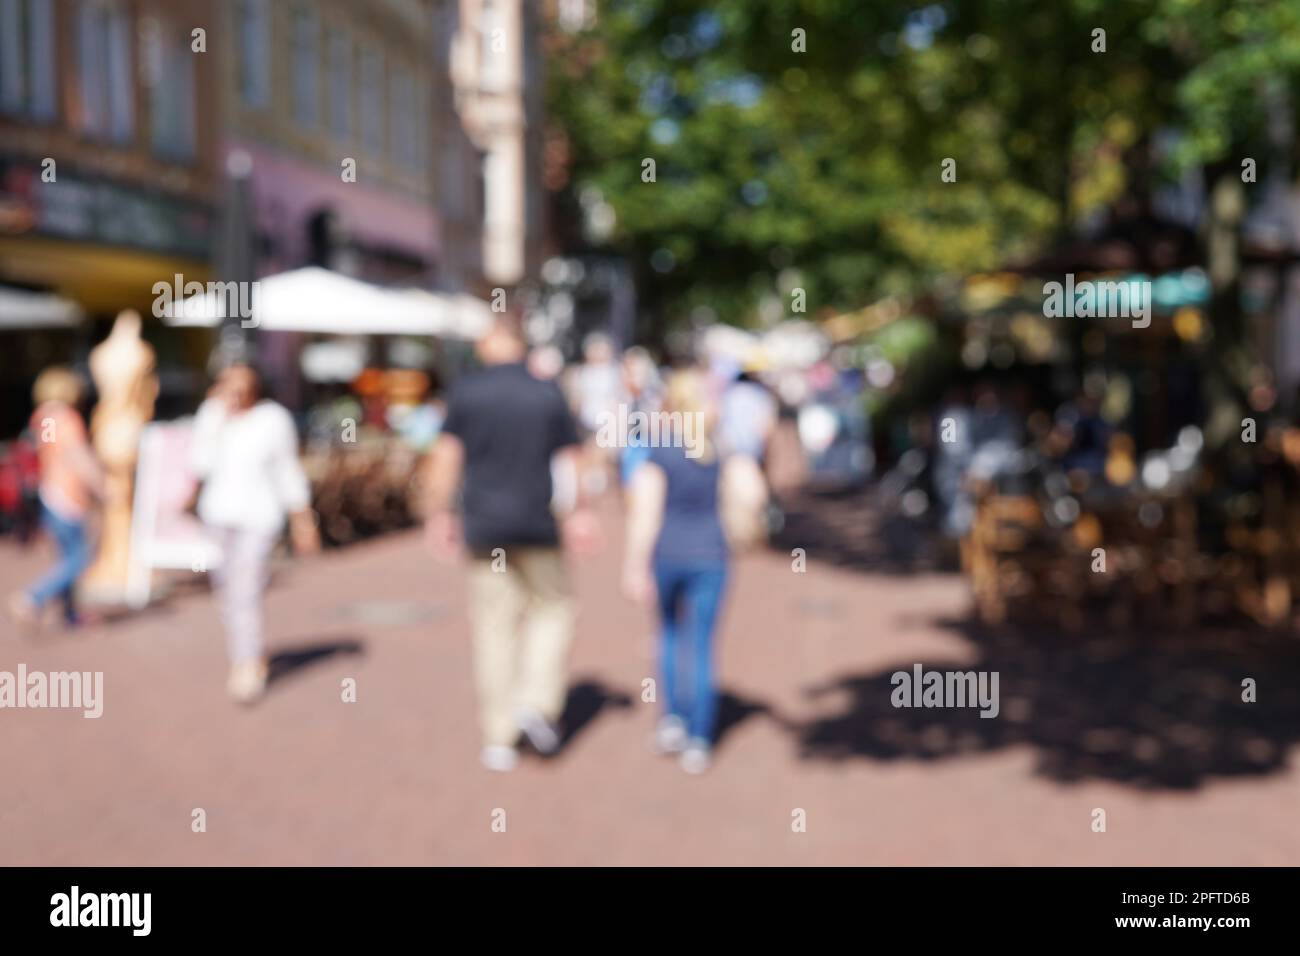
top-left (190, 363), bottom-right (319, 703)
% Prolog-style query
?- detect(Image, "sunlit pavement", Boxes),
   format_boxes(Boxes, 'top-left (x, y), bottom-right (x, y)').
top-left (2, 496), bottom-right (1298, 865)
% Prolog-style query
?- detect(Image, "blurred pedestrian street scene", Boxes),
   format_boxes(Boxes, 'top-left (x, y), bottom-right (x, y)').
top-left (3, 0), bottom-right (1300, 866)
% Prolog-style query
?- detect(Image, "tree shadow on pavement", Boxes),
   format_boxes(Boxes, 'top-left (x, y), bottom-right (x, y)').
top-left (771, 489), bottom-right (953, 576)
top-left (796, 616), bottom-right (1300, 791)
top-left (267, 637), bottom-right (366, 686)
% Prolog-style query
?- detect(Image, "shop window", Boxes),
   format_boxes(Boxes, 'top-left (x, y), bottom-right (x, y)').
top-left (292, 5), bottom-right (319, 130)
top-left (106, 6), bottom-right (133, 143)
top-left (238, 0), bottom-right (270, 110)
top-left (0, 0), bottom-right (26, 116)
top-left (150, 29), bottom-right (196, 163)
top-left (328, 28), bottom-right (351, 142)
top-left (389, 64), bottom-right (420, 173)
top-left (73, 0), bottom-right (134, 143)
top-left (0, 0), bottom-right (57, 121)
top-left (360, 43), bottom-right (383, 156)
top-left (26, 0), bottom-right (55, 121)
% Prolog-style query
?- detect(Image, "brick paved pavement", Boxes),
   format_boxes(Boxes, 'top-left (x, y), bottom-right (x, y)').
top-left (2, 498), bottom-right (1298, 865)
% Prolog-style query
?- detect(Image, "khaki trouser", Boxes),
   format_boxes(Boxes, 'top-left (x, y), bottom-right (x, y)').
top-left (468, 547), bottom-right (574, 747)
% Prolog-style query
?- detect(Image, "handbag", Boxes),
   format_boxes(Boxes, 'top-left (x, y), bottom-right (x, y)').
top-left (718, 454), bottom-right (769, 550)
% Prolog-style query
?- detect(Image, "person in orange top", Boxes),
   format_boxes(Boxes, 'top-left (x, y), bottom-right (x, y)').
top-left (6, 367), bottom-right (103, 630)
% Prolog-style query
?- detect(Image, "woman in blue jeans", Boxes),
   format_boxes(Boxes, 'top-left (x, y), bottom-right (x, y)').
top-left (25, 503), bottom-right (92, 625)
top-left (622, 370), bottom-right (731, 774)
top-left (7, 367), bottom-right (102, 630)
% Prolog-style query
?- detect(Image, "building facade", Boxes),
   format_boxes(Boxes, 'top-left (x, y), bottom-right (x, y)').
top-left (0, 0), bottom-right (218, 311)
top-left (0, 0), bottom-right (220, 430)
top-left (443, 0), bottom-right (545, 291)
top-left (217, 0), bottom-right (442, 285)
top-left (0, 0), bottom-right (551, 430)
top-left (430, 0), bottom-right (484, 294)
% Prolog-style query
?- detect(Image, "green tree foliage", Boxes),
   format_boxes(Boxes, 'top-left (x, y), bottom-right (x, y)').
top-left (546, 1), bottom-right (1297, 338)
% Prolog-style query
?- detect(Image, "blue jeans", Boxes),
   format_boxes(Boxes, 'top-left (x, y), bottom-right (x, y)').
top-left (653, 560), bottom-right (728, 745)
top-left (27, 502), bottom-right (91, 624)
top-left (620, 440), bottom-right (653, 486)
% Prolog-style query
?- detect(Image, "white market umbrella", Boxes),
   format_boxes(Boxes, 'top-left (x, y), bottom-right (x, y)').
top-left (0, 285), bottom-right (84, 329)
top-left (162, 267), bottom-right (449, 336)
top-left (399, 288), bottom-right (493, 341)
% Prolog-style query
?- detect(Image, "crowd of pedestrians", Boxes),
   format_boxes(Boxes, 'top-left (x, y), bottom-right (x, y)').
top-left (5, 312), bottom-right (780, 776)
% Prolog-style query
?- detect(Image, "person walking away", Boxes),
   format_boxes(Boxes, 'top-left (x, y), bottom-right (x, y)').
top-left (425, 311), bottom-right (599, 772)
top-left (932, 386), bottom-right (974, 538)
top-left (618, 346), bottom-right (663, 487)
top-left (190, 363), bottom-right (320, 703)
top-left (718, 359), bottom-right (778, 463)
top-left (7, 367), bottom-right (103, 631)
top-left (570, 332), bottom-right (623, 497)
top-left (621, 370), bottom-right (767, 773)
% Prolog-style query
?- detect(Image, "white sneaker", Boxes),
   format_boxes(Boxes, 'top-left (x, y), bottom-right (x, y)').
top-left (480, 745), bottom-right (519, 773)
top-left (679, 741), bottom-right (712, 775)
top-left (516, 707), bottom-right (560, 755)
top-left (5, 592), bottom-right (39, 628)
top-left (227, 659), bottom-right (268, 705)
top-left (651, 715), bottom-right (688, 755)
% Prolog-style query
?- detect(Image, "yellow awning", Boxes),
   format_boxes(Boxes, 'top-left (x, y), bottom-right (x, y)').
top-left (0, 236), bottom-right (210, 316)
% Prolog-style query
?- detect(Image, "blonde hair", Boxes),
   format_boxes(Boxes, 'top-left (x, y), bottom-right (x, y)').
top-left (32, 366), bottom-right (84, 407)
top-left (662, 368), bottom-right (717, 462)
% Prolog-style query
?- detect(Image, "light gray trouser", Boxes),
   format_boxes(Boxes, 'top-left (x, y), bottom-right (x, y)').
top-left (210, 527), bottom-right (277, 665)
